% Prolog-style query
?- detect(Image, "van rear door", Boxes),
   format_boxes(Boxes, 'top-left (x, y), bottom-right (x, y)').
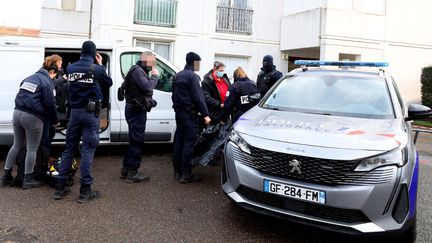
top-left (0, 46), bottom-right (44, 145)
top-left (113, 47), bottom-right (177, 143)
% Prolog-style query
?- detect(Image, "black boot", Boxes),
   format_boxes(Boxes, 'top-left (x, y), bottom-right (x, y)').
top-left (120, 167), bottom-right (128, 179)
top-left (125, 171), bottom-right (150, 183)
top-left (78, 184), bottom-right (100, 203)
top-left (53, 181), bottom-right (71, 200)
top-left (22, 173), bottom-right (44, 189)
top-left (179, 170), bottom-right (201, 183)
top-left (0, 169), bottom-right (13, 186)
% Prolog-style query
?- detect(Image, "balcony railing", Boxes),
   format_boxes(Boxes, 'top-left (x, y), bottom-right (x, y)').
top-left (216, 5), bottom-right (253, 34)
top-left (134, 0), bottom-right (177, 27)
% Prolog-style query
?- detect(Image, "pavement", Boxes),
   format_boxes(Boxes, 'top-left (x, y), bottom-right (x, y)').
top-left (0, 133), bottom-right (431, 243)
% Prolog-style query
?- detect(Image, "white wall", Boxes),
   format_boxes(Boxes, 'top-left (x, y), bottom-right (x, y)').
top-left (0, 0), bottom-right (42, 30)
top-left (41, 0), bottom-right (90, 38)
top-left (284, 0), bottom-right (325, 15)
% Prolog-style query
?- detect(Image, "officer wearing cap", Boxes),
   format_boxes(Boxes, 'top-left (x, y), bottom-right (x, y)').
top-left (53, 40), bottom-right (112, 203)
top-left (256, 55), bottom-right (283, 97)
top-left (172, 52), bottom-right (211, 183)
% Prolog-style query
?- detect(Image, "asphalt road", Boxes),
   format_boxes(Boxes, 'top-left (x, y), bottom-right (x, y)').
top-left (0, 134), bottom-right (432, 243)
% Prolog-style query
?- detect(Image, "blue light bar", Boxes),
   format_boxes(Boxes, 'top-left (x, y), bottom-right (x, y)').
top-left (294, 60), bottom-right (389, 67)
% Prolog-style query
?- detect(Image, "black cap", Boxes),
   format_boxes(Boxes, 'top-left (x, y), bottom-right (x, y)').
top-left (263, 55), bottom-right (273, 64)
top-left (81, 40), bottom-right (97, 57)
top-left (186, 52), bottom-right (201, 65)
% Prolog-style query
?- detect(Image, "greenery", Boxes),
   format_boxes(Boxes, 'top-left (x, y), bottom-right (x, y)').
top-left (421, 66), bottom-right (432, 108)
top-left (413, 120), bottom-right (432, 128)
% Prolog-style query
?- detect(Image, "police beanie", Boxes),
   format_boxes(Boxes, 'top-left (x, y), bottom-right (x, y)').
top-left (263, 55), bottom-right (273, 63)
top-left (81, 40), bottom-right (97, 57)
top-left (186, 52), bottom-right (201, 65)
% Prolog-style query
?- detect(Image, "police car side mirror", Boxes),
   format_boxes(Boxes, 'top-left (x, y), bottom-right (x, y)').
top-left (248, 93), bottom-right (261, 103)
top-left (406, 104), bottom-right (431, 121)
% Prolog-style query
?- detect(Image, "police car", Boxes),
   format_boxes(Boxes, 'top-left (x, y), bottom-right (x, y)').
top-left (222, 60), bottom-right (431, 241)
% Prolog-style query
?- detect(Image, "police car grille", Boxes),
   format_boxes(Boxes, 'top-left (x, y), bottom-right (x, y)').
top-left (237, 186), bottom-right (369, 223)
top-left (227, 143), bottom-right (395, 185)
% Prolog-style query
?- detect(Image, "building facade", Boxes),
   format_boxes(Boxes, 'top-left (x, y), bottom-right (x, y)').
top-left (281, 0), bottom-right (432, 103)
top-left (39, 0), bottom-right (286, 80)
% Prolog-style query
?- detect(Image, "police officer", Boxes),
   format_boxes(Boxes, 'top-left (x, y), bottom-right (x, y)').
top-left (256, 55), bottom-right (283, 97)
top-left (120, 51), bottom-right (159, 183)
top-left (221, 67), bottom-right (259, 123)
top-left (172, 52), bottom-right (211, 183)
top-left (0, 55), bottom-right (59, 189)
top-left (53, 41), bottom-right (112, 203)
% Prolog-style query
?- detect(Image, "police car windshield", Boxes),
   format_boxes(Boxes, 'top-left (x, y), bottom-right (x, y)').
top-left (261, 73), bottom-right (394, 119)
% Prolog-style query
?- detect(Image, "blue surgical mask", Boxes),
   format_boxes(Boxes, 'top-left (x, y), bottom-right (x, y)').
top-left (216, 71), bottom-right (224, 78)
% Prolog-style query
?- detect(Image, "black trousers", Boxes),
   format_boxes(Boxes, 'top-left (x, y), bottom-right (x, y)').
top-left (173, 111), bottom-right (198, 174)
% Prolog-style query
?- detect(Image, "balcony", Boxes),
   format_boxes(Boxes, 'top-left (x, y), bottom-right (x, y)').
top-left (216, 5), bottom-right (253, 35)
top-left (134, 0), bottom-right (177, 27)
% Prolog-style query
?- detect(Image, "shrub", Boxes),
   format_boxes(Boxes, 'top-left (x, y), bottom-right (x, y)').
top-left (421, 66), bottom-right (432, 108)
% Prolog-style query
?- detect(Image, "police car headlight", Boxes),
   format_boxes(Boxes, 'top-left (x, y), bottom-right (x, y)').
top-left (229, 130), bottom-right (251, 154)
top-left (355, 148), bottom-right (408, 172)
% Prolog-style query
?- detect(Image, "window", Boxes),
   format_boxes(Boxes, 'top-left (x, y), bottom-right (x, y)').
top-left (262, 74), bottom-right (394, 119)
top-left (135, 40), bottom-right (171, 61)
top-left (134, 0), bottom-right (177, 27)
top-left (120, 52), bottom-right (175, 92)
top-left (216, 0), bottom-right (253, 34)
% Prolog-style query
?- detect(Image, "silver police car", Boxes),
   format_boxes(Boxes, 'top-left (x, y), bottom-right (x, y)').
top-left (222, 61), bottom-right (431, 241)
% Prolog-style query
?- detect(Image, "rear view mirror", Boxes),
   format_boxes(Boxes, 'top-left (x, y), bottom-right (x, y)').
top-left (406, 104), bottom-right (431, 121)
top-left (248, 93), bottom-right (261, 104)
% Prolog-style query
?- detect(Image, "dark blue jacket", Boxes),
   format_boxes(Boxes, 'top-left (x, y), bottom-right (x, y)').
top-left (66, 56), bottom-right (113, 109)
top-left (256, 66), bottom-right (283, 97)
top-left (221, 77), bottom-right (259, 122)
top-left (15, 68), bottom-right (58, 123)
top-left (172, 65), bottom-right (209, 117)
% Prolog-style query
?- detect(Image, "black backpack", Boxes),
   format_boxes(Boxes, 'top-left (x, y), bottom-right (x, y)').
top-left (13, 146), bottom-right (49, 187)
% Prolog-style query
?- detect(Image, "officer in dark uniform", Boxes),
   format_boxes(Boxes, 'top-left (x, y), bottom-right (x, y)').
top-left (256, 55), bottom-right (283, 97)
top-left (221, 66), bottom-right (259, 123)
top-left (53, 41), bottom-right (112, 203)
top-left (120, 51), bottom-right (159, 183)
top-left (172, 52), bottom-right (211, 183)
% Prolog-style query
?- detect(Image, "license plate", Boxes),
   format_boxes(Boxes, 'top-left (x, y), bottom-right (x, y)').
top-left (263, 179), bottom-right (326, 204)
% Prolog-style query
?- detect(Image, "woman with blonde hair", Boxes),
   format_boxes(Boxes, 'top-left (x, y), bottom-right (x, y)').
top-left (220, 66), bottom-right (259, 123)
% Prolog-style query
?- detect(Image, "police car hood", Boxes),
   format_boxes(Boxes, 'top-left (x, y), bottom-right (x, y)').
top-left (234, 107), bottom-right (405, 152)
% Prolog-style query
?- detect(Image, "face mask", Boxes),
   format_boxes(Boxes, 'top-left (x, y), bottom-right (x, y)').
top-left (216, 71), bottom-right (224, 78)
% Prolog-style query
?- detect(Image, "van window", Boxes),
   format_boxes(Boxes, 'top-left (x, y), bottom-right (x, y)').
top-left (120, 52), bottom-right (174, 92)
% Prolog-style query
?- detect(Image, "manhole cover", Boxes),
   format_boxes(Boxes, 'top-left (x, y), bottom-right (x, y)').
top-left (0, 227), bottom-right (38, 242)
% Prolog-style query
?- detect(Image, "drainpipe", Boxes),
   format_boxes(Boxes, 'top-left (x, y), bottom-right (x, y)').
top-left (89, 0), bottom-right (93, 38)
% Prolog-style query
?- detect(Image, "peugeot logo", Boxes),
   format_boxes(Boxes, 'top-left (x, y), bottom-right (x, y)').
top-left (289, 159), bottom-right (302, 174)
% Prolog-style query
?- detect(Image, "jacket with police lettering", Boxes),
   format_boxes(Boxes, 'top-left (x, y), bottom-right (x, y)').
top-left (256, 65), bottom-right (283, 97)
top-left (221, 77), bottom-right (259, 123)
top-left (67, 56), bottom-right (113, 109)
top-left (171, 65), bottom-right (209, 117)
top-left (15, 68), bottom-right (58, 123)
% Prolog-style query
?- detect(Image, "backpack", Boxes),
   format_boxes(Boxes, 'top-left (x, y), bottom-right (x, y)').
top-left (13, 146), bottom-right (49, 187)
top-left (47, 154), bottom-right (79, 187)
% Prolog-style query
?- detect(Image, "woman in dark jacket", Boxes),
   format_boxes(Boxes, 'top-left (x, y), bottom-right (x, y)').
top-left (0, 55), bottom-right (59, 189)
top-left (201, 61), bottom-right (231, 124)
top-left (221, 67), bottom-right (260, 123)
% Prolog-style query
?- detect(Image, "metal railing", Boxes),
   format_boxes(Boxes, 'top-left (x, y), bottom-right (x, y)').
top-left (134, 0), bottom-right (177, 27)
top-left (216, 5), bottom-right (253, 34)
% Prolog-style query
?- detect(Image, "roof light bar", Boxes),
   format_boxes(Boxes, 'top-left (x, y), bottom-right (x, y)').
top-left (294, 60), bottom-right (389, 67)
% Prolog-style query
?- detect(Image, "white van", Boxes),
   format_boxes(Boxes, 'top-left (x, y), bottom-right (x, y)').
top-left (0, 37), bottom-right (179, 145)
